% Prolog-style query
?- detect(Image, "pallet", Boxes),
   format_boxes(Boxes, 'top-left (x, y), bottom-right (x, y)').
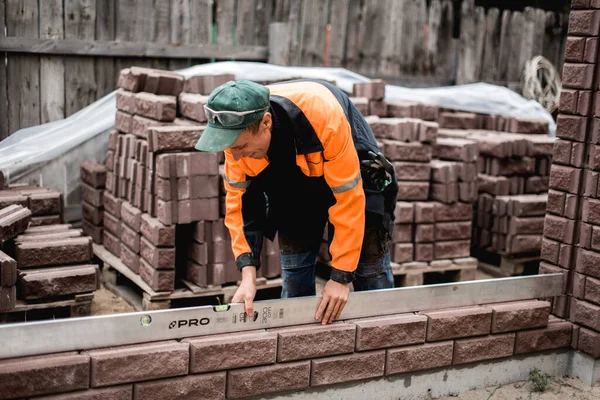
top-left (0, 293), bottom-right (93, 323)
top-left (391, 257), bottom-right (478, 287)
top-left (94, 244), bottom-right (282, 311)
top-left (474, 249), bottom-right (541, 277)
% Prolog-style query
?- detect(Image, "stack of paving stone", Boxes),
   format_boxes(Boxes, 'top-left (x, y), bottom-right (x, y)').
top-left (438, 110), bottom-right (549, 135)
top-left (102, 67), bottom-right (282, 292)
top-left (0, 204), bottom-right (31, 311)
top-left (0, 184), bottom-right (64, 227)
top-left (539, 3), bottom-right (600, 359)
top-left (80, 161), bottom-right (107, 244)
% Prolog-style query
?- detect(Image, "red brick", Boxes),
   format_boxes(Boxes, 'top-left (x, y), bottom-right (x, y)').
top-left (571, 298), bottom-right (600, 331)
top-left (385, 341), bottom-right (453, 375)
top-left (585, 170), bottom-right (599, 197)
top-left (121, 201), bottom-right (142, 231)
top-left (156, 198), bottom-right (220, 225)
top-left (572, 0), bottom-right (591, 8)
top-left (573, 273), bottom-right (587, 299)
top-left (556, 114), bottom-right (588, 142)
top-left (584, 276), bottom-right (600, 305)
top-left (82, 201), bottom-right (103, 226)
top-left (549, 164), bottom-right (582, 194)
top-left (577, 90), bottom-right (593, 115)
top-left (103, 230), bottom-right (121, 257)
top-left (115, 111), bottom-right (133, 133)
top-left (227, 361), bottom-right (310, 398)
top-left (541, 238), bottom-right (559, 264)
top-left (139, 258), bottom-right (175, 291)
top-left (147, 126), bottom-right (204, 153)
top-left (414, 243), bottom-right (433, 262)
top-left (0, 352), bottom-right (89, 399)
top-left (433, 202), bottom-right (472, 222)
top-left (183, 330), bottom-right (276, 373)
top-left (352, 314), bottom-right (427, 351)
top-left (120, 224), bottom-right (141, 253)
top-left (86, 341), bottom-right (188, 387)
top-left (34, 385), bottom-right (132, 399)
top-left (552, 139), bottom-right (573, 165)
top-left (0, 204), bottom-right (32, 242)
top-left (155, 152), bottom-right (219, 178)
top-left (515, 321), bottom-right (572, 354)
top-left (178, 93), bottom-right (209, 122)
top-left (413, 202), bottom-right (434, 223)
top-left (453, 334), bottom-right (515, 365)
top-left (583, 197), bottom-right (600, 225)
top-left (543, 215), bottom-right (576, 244)
top-left (393, 161), bottom-right (431, 181)
top-left (120, 244), bottom-right (140, 273)
top-left (131, 115), bottom-right (170, 139)
top-left (310, 351), bottom-right (385, 387)
top-left (415, 223), bottom-right (434, 242)
top-left (563, 63), bottom-right (595, 89)
top-left (578, 328), bottom-right (600, 358)
top-left (422, 306), bottom-right (492, 341)
top-left (103, 212), bottom-right (121, 237)
top-left (560, 89), bottom-right (579, 114)
top-left (140, 213), bottom-right (175, 247)
top-left (392, 243), bottom-right (414, 263)
top-left (352, 80), bottom-right (385, 100)
top-left (19, 264), bottom-right (99, 299)
top-left (393, 223), bottom-right (412, 243)
top-left (435, 221), bottom-right (471, 240)
top-left (16, 237), bottom-right (93, 268)
top-left (565, 36), bottom-right (585, 62)
top-left (490, 300), bottom-right (550, 333)
top-left (439, 112), bottom-right (477, 130)
top-left (134, 92), bottom-right (176, 122)
top-left (116, 88), bottom-right (136, 114)
top-left (140, 237), bottom-right (175, 269)
top-left (133, 374), bottom-right (224, 400)
top-left (80, 161), bottom-right (107, 188)
top-left (433, 240), bottom-right (470, 259)
top-left (569, 10), bottom-right (600, 36)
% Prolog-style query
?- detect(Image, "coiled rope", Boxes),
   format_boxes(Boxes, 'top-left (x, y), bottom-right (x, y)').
top-left (521, 55), bottom-right (562, 113)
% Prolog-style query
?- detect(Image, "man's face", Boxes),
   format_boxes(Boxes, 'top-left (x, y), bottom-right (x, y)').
top-left (228, 113), bottom-right (272, 160)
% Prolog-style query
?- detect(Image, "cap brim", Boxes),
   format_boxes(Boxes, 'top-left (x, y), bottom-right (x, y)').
top-left (195, 124), bottom-right (242, 152)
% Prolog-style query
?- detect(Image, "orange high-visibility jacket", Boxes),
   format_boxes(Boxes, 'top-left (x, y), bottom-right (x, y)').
top-left (223, 80), bottom-right (384, 282)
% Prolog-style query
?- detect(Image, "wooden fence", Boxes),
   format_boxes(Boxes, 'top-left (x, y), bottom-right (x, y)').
top-left (0, 0), bottom-right (568, 141)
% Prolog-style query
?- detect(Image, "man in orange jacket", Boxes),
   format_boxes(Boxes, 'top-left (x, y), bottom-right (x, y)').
top-left (195, 79), bottom-right (398, 324)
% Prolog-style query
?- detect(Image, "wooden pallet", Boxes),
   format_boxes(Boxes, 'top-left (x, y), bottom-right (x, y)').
top-left (0, 293), bottom-right (93, 323)
top-left (94, 244), bottom-right (282, 311)
top-left (474, 249), bottom-right (541, 277)
top-left (391, 257), bottom-right (478, 286)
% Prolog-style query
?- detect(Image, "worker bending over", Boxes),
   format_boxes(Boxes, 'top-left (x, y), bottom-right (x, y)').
top-left (195, 79), bottom-right (398, 324)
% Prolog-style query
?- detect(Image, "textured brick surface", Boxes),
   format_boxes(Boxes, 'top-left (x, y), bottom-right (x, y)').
top-left (453, 334), bottom-right (515, 365)
top-left (121, 201), bottom-right (142, 231)
top-left (139, 258), bottom-right (175, 291)
top-left (34, 385), bottom-right (132, 400)
top-left (310, 351), bottom-right (385, 386)
top-left (16, 237), bottom-right (93, 268)
top-left (147, 126), bottom-right (204, 153)
top-left (352, 314), bottom-right (427, 351)
top-left (0, 250), bottom-right (17, 287)
top-left (556, 114), bottom-right (588, 142)
top-left (0, 352), bottom-right (90, 399)
top-left (423, 306), bottom-right (492, 341)
top-left (227, 361), bottom-right (310, 399)
top-left (80, 161), bottom-right (107, 188)
top-left (140, 214), bottom-right (175, 247)
top-left (569, 10), bottom-right (600, 36)
top-left (571, 298), bottom-right (600, 331)
top-left (134, 92), bottom-right (176, 122)
top-left (271, 323), bottom-right (355, 362)
top-left (578, 328), bottom-right (600, 358)
top-left (515, 321), bottom-right (573, 354)
top-left (543, 215), bottom-right (576, 244)
top-left (576, 248), bottom-right (600, 279)
top-left (140, 237), bottom-right (175, 269)
top-left (133, 373), bottom-right (225, 400)
top-left (386, 341), bottom-right (453, 375)
top-left (490, 301), bottom-right (550, 333)
top-left (86, 341), bottom-right (188, 387)
top-left (183, 330), bottom-right (276, 373)
top-left (19, 265), bottom-right (99, 299)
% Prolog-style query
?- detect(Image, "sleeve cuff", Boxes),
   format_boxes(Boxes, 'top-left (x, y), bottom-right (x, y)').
top-left (236, 252), bottom-right (262, 272)
top-left (330, 267), bottom-right (355, 283)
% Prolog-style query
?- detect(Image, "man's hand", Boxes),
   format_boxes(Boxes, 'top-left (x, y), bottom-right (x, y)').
top-left (315, 279), bottom-right (350, 325)
top-left (232, 266), bottom-right (257, 316)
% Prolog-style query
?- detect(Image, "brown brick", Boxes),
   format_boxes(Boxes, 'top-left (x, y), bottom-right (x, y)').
top-left (269, 323), bottom-right (355, 362)
top-left (147, 126), bottom-right (204, 153)
top-left (119, 224), bottom-right (140, 253)
top-left (515, 321), bottom-right (572, 354)
top-left (565, 36), bottom-right (585, 62)
top-left (549, 165), bottom-right (582, 194)
top-left (577, 247), bottom-right (600, 279)
top-left (413, 202), bottom-right (434, 223)
top-left (133, 374), bottom-right (224, 400)
top-left (103, 230), bottom-right (121, 257)
top-left (541, 238), bottom-right (559, 264)
top-left (121, 201), bottom-right (142, 231)
top-left (414, 243), bottom-right (433, 262)
top-left (543, 215), bottom-right (576, 244)
top-left (573, 273), bottom-right (587, 299)
top-left (453, 333), bottom-right (515, 364)
top-left (310, 351), bottom-right (385, 387)
top-left (569, 10), bottom-right (600, 36)
top-left (0, 352), bottom-right (89, 399)
top-left (131, 115), bottom-right (170, 139)
top-left (393, 161), bottom-right (432, 181)
top-left (81, 184), bottom-right (103, 208)
top-left (439, 112), bottom-right (477, 130)
top-left (34, 385), bottom-right (133, 399)
top-left (227, 361), bottom-right (310, 399)
top-left (563, 63), bottom-right (596, 89)
top-left (19, 264), bottom-right (99, 299)
top-left (539, 263), bottom-right (570, 294)
top-left (583, 197), bottom-right (600, 225)
top-left (435, 221), bottom-right (471, 240)
top-left (139, 257), bottom-right (175, 291)
top-left (490, 300), bottom-right (550, 333)
top-left (0, 250), bottom-right (17, 287)
top-left (116, 88), bottom-right (136, 114)
top-left (352, 314), bottom-right (427, 351)
top-left (352, 79), bottom-right (385, 100)
top-left (16, 237), bottom-right (93, 268)
top-left (584, 276), bottom-right (600, 305)
top-left (422, 306), bottom-right (492, 341)
top-left (392, 243), bottom-right (414, 263)
top-left (155, 152), bottom-right (219, 178)
top-left (103, 212), bottom-right (121, 237)
top-left (570, 298), bottom-right (600, 331)
top-left (140, 237), bottom-right (175, 269)
top-left (120, 244), bottom-right (140, 273)
top-left (560, 89), bottom-right (579, 114)
top-left (415, 223), bottom-right (434, 242)
top-left (115, 111), bottom-right (133, 133)
top-left (80, 161), bottom-right (107, 188)
top-left (385, 341), bottom-right (453, 375)
top-left (556, 114), bottom-right (588, 142)
top-left (434, 202), bottom-right (472, 222)
top-left (134, 92), bottom-right (176, 122)
top-left (433, 240), bottom-right (470, 259)
top-left (572, 0), bottom-right (591, 8)
top-left (82, 202), bottom-right (103, 226)
top-left (29, 215), bottom-right (62, 227)
top-left (140, 213), bottom-right (175, 247)
top-left (0, 205), bottom-right (32, 242)
top-left (578, 328), bottom-right (600, 358)
top-left (86, 341), bottom-right (188, 387)
top-left (103, 191), bottom-right (122, 218)
top-left (183, 330), bottom-right (276, 373)
top-left (577, 90), bottom-right (593, 115)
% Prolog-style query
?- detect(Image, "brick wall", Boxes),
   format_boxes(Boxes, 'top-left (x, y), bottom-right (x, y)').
top-left (0, 299), bottom-right (574, 399)
top-left (540, 1), bottom-right (600, 360)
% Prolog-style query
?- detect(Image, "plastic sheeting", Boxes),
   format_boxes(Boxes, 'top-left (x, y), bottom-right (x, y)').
top-left (0, 61), bottom-right (556, 183)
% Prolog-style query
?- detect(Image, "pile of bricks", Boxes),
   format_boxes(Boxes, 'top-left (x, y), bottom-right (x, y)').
top-left (0, 204), bottom-right (31, 311)
top-left (80, 161), bottom-right (107, 244)
top-left (96, 67), bottom-right (281, 293)
top-left (0, 298), bottom-right (575, 399)
top-left (539, 2), bottom-right (600, 360)
top-left (438, 110), bottom-right (549, 134)
top-left (0, 184), bottom-right (64, 227)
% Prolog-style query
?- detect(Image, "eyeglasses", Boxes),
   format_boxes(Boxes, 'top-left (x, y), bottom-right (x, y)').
top-left (203, 105), bottom-right (268, 127)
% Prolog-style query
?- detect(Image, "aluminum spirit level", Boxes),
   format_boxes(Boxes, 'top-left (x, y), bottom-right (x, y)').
top-left (0, 274), bottom-right (563, 360)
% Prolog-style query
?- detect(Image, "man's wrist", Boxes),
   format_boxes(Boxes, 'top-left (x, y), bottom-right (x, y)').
top-left (241, 265), bottom-right (257, 282)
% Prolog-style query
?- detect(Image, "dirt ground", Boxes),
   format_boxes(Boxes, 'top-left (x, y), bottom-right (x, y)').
top-left (90, 284), bottom-right (134, 315)
top-left (435, 376), bottom-right (600, 399)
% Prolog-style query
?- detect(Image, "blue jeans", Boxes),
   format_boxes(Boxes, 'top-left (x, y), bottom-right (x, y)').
top-left (281, 250), bottom-right (394, 298)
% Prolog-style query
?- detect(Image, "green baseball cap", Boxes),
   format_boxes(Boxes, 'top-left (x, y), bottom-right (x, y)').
top-left (195, 80), bottom-right (270, 152)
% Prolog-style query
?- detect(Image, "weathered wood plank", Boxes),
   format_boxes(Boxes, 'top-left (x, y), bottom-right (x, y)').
top-left (399, 0), bottom-right (427, 74)
top-left (254, 0), bottom-right (273, 47)
top-left (170, 0), bottom-right (192, 70)
top-left (39, 0), bottom-right (65, 123)
top-left (426, 0), bottom-right (442, 74)
top-left (191, 0), bottom-right (213, 45)
top-left (64, 0), bottom-right (97, 117)
top-left (236, 0), bottom-right (256, 46)
top-left (542, 11), bottom-right (557, 65)
top-left (520, 7), bottom-right (536, 81)
top-left (274, 0), bottom-right (291, 22)
top-left (344, 0), bottom-right (362, 71)
top-left (380, 0), bottom-right (399, 75)
top-left (506, 11), bottom-right (524, 84)
top-left (216, 0), bottom-right (235, 45)
top-left (481, 8), bottom-right (500, 83)
top-left (533, 8), bottom-right (546, 58)
top-left (329, 0), bottom-right (350, 68)
top-left (359, 0), bottom-right (387, 75)
top-left (286, 0), bottom-right (302, 65)
top-left (473, 6), bottom-right (486, 81)
top-left (496, 9), bottom-right (511, 84)
top-left (0, 37), bottom-right (269, 60)
top-left (299, 0), bottom-right (330, 67)
top-left (154, 0), bottom-right (170, 70)
top-left (0, 1), bottom-right (8, 140)
top-left (456, 0), bottom-right (476, 84)
top-left (116, 0), bottom-right (151, 71)
top-left (6, 0), bottom-right (40, 134)
top-left (268, 22), bottom-right (290, 65)
top-left (438, 0), bottom-right (455, 80)
top-left (95, 0), bottom-right (116, 99)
